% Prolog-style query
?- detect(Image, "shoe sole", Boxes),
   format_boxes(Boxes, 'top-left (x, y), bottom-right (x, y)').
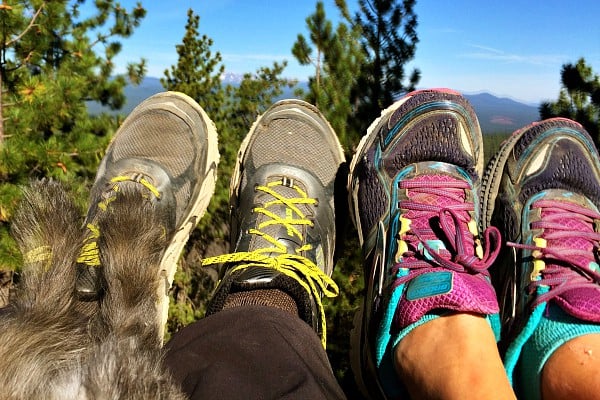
top-left (349, 304), bottom-right (372, 399)
top-left (149, 92), bottom-right (219, 340)
top-left (479, 120), bottom-right (539, 230)
top-left (350, 303), bottom-right (392, 400)
top-left (348, 96), bottom-right (411, 400)
top-left (478, 120), bottom-right (531, 329)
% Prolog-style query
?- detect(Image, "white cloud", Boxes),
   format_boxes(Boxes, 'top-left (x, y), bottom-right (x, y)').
top-left (462, 44), bottom-right (565, 66)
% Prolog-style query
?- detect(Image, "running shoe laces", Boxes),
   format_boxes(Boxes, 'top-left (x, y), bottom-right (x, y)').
top-left (508, 199), bottom-right (600, 307)
top-left (77, 174), bottom-right (163, 268)
top-left (394, 175), bottom-right (500, 296)
top-left (202, 178), bottom-right (339, 348)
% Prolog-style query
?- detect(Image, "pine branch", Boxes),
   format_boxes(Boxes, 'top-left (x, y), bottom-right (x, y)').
top-left (5, 2), bottom-right (47, 47)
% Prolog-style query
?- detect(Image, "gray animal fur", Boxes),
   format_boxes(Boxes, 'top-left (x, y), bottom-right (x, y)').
top-left (0, 180), bottom-right (186, 400)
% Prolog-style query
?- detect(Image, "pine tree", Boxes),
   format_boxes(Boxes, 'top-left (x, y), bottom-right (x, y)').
top-left (160, 9), bottom-right (294, 336)
top-left (292, 1), bottom-right (332, 108)
top-left (160, 8), bottom-right (228, 239)
top-left (540, 58), bottom-right (600, 146)
top-left (292, 4), bottom-right (369, 394)
top-left (338, 0), bottom-right (420, 134)
top-left (224, 62), bottom-right (294, 134)
top-left (292, 1), bottom-right (364, 150)
top-left (0, 0), bottom-right (146, 271)
top-left (161, 9), bottom-right (225, 120)
top-left (159, 9), bottom-right (227, 334)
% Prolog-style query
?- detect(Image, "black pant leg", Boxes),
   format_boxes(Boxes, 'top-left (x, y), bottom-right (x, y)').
top-left (164, 305), bottom-right (346, 400)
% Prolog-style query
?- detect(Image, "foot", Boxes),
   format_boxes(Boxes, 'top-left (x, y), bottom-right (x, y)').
top-left (76, 91), bottom-right (219, 339)
top-left (202, 99), bottom-right (345, 347)
top-left (348, 88), bottom-right (501, 398)
top-left (481, 117), bottom-right (600, 398)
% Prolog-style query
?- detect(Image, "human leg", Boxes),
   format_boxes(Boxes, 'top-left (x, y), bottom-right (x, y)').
top-left (541, 333), bottom-right (600, 400)
top-left (187, 99), bottom-right (346, 399)
top-left (348, 88), bottom-right (515, 399)
top-left (165, 305), bottom-right (344, 400)
top-left (394, 313), bottom-right (512, 399)
top-left (482, 118), bottom-right (600, 399)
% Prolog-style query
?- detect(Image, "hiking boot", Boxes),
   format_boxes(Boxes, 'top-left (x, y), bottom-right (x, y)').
top-left (202, 99), bottom-right (345, 348)
top-left (76, 91), bottom-right (219, 338)
top-left (481, 118), bottom-right (600, 397)
top-left (348, 89), bottom-right (501, 398)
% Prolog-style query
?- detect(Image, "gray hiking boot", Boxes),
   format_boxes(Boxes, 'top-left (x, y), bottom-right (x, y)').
top-left (202, 99), bottom-right (345, 347)
top-left (76, 91), bottom-right (219, 338)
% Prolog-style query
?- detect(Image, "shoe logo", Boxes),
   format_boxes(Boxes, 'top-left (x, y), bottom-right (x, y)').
top-left (405, 271), bottom-right (453, 301)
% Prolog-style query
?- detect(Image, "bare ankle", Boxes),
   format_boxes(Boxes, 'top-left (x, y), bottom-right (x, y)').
top-left (541, 334), bottom-right (600, 400)
top-left (394, 313), bottom-right (515, 400)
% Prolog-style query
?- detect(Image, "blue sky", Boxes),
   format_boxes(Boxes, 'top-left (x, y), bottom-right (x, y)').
top-left (110, 1), bottom-right (600, 105)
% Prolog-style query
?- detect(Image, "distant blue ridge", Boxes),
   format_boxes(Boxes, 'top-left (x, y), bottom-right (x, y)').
top-left (87, 77), bottom-right (540, 135)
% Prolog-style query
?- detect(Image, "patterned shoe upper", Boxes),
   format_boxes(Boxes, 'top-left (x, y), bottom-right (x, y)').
top-left (484, 118), bottom-right (600, 334)
top-left (348, 89), bottom-right (501, 376)
top-left (350, 89), bottom-right (485, 249)
top-left (350, 90), bottom-right (497, 328)
top-left (482, 118), bottom-right (600, 399)
top-left (515, 193), bottom-right (600, 321)
top-left (390, 171), bottom-right (500, 329)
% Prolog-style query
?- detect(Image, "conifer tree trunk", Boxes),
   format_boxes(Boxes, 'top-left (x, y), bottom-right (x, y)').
top-left (0, 71), bottom-right (4, 144)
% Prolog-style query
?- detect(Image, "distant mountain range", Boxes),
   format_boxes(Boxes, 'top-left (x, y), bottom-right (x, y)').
top-left (88, 76), bottom-right (540, 134)
top-left (461, 92), bottom-right (540, 134)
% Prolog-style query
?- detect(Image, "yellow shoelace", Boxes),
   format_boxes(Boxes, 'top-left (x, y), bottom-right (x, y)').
top-left (77, 175), bottom-right (161, 266)
top-left (202, 179), bottom-right (339, 348)
top-left (23, 245), bottom-right (53, 271)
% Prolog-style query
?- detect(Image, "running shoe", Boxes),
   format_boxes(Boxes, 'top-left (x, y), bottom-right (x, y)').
top-left (76, 91), bottom-right (219, 339)
top-left (348, 89), bottom-right (501, 398)
top-left (202, 99), bottom-right (345, 348)
top-left (481, 118), bottom-right (600, 397)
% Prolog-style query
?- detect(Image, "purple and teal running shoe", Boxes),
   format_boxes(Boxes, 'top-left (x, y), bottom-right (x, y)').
top-left (348, 88), bottom-right (501, 399)
top-left (481, 118), bottom-right (600, 399)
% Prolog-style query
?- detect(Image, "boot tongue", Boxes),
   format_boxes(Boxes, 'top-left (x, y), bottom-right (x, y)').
top-left (96, 158), bottom-right (177, 231)
top-left (259, 202), bottom-right (303, 255)
top-left (391, 170), bottom-right (499, 330)
top-left (249, 179), bottom-right (312, 255)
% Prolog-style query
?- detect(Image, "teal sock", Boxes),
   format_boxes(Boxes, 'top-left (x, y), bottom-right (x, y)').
top-left (515, 303), bottom-right (600, 400)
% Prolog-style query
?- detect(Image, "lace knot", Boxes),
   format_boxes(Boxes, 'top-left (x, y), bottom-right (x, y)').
top-left (393, 175), bottom-right (500, 287)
